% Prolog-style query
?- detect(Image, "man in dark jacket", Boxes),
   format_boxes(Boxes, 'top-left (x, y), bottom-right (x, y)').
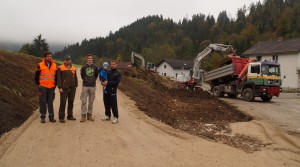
top-left (57, 55), bottom-right (78, 123)
top-left (101, 60), bottom-right (122, 124)
top-left (80, 54), bottom-right (99, 122)
top-left (34, 51), bottom-right (57, 123)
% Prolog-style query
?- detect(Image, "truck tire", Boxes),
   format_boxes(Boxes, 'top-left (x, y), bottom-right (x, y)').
top-left (261, 96), bottom-right (272, 102)
top-left (212, 86), bottom-right (224, 97)
top-left (242, 88), bottom-right (254, 102)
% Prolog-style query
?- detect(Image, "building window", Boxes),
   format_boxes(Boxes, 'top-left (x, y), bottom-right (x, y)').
top-left (176, 73), bottom-right (178, 77)
top-left (164, 65), bottom-right (166, 69)
top-left (161, 73), bottom-right (163, 76)
top-left (256, 56), bottom-right (262, 61)
top-left (164, 73), bottom-right (166, 76)
top-left (272, 55), bottom-right (278, 61)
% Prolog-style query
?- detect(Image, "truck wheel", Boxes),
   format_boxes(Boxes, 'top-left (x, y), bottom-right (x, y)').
top-left (228, 94), bottom-right (237, 98)
top-left (261, 96), bottom-right (272, 102)
top-left (212, 86), bottom-right (224, 97)
top-left (242, 88), bottom-right (254, 102)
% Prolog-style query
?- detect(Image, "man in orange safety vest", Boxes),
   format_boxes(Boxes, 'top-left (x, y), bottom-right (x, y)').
top-left (34, 51), bottom-right (57, 123)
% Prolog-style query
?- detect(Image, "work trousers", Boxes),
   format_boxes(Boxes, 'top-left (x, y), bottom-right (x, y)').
top-left (59, 88), bottom-right (76, 119)
top-left (80, 86), bottom-right (96, 115)
top-left (39, 86), bottom-right (55, 119)
top-left (103, 92), bottom-right (119, 118)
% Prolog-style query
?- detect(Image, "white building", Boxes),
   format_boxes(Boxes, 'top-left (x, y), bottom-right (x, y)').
top-left (243, 37), bottom-right (300, 90)
top-left (156, 59), bottom-right (193, 79)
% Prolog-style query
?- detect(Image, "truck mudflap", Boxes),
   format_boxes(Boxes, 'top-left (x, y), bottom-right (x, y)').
top-left (259, 86), bottom-right (281, 97)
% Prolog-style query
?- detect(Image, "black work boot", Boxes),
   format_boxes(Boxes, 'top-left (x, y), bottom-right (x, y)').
top-left (67, 115), bottom-right (76, 120)
top-left (40, 118), bottom-right (46, 123)
top-left (59, 118), bottom-right (65, 123)
top-left (49, 118), bottom-right (56, 123)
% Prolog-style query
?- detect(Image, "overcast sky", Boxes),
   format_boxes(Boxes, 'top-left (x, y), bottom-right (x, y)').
top-left (0, 0), bottom-right (260, 45)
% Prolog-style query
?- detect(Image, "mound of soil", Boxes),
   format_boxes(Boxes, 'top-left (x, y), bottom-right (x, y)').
top-left (0, 50), bottom-right (41, 136)
top-left (119, 68), bottom-right (262, 152)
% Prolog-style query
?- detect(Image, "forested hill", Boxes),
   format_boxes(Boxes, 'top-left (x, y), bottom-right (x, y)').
top-left (54, 0), bottom-right (300, 65)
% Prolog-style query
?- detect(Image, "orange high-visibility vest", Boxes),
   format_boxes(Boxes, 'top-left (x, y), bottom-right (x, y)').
top-left (59, 64), bottom-right (76, 77)
top-left (39, 59), bottom-right (57, 88)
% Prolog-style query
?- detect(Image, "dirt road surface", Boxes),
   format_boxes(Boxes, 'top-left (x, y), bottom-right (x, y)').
top-left (221, 93), bottom-right (300, 135)
top-left (0, 73), bottom-right (300, 167)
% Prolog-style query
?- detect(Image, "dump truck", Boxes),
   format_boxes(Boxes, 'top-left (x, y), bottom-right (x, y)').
top-left (179, 43), bottom-right (282, 102)
top-left (204, 57), bottom-right (282, 102)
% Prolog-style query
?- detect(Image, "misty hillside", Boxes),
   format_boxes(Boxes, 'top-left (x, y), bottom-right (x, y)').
top-left (55, 0), bottom-right (300, 64)
top-left (0, 42), bottom-right (22, 51)
top-left (0, 41), bottom-right (66, 53)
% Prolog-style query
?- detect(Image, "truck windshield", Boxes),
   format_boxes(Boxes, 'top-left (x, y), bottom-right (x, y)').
top-left (261, 65), bottom-right (280, 76)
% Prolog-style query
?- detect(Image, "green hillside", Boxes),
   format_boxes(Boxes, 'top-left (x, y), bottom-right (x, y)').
top-left (54, 0), bottom-right (300, 65)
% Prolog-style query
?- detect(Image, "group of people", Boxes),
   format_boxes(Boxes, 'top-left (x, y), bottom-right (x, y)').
top-left (34, 52), bottom-right (122, 124)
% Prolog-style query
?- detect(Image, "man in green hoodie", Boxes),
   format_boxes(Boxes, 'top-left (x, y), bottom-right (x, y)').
top-left (57, 55), bottom-right (78, 123)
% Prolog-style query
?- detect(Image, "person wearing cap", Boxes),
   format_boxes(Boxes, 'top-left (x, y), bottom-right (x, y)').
top-left (57, 55), bottom-right (78, 123)
top-left (34, 51), bottom-right (57, 123)
top-left (101, 60), bottom-right (122, 124)
top-left (99, 62), bottom-right (109, 94)
top-left (79, 54), bottom-right (99, 122)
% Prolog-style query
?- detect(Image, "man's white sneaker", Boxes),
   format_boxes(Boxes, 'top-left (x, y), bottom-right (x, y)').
top-left (112, 117), bottom-right (118, 124)
top-left (102, 115), bottom-right (110, 121)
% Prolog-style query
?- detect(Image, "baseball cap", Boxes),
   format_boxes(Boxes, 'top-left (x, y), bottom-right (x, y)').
top-left (65, 55), bottom-right (71, 60)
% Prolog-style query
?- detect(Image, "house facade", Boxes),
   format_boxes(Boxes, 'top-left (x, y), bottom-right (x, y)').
top-left (156, 59), bottom-right (193, 79)
top-left (243, 37), bottom-right (300, 90)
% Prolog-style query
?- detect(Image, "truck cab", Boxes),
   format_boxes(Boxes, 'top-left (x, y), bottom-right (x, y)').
top-left (244, 60), bottom-right (281, 101)
top-left (247, 61), bottom-right (281, 86)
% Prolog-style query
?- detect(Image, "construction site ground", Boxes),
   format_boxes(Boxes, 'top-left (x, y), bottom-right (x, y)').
top-left (221, 93), bottom-right (300, 135)
top-left (0, 64), bottom-right (300, 166)
top-left (0, 50), bottom-right (40, 136)
top-left (120, 68), bottom-right (259, 152)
